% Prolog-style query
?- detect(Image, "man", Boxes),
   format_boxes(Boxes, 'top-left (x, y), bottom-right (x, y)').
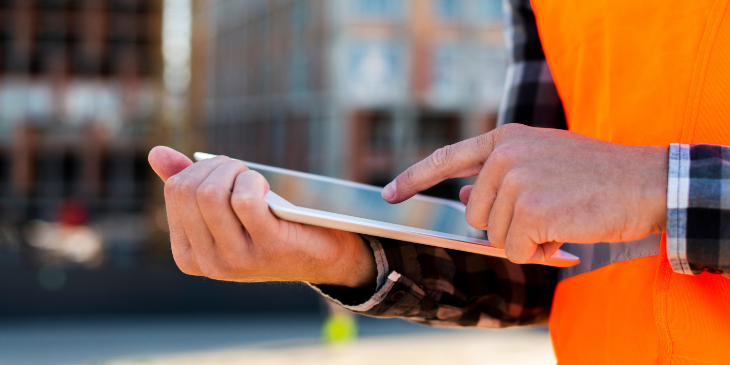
top-left (148, 0), bottom-right (730, 362)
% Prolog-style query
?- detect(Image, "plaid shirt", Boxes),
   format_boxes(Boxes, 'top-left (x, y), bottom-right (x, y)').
top-left (314, 0), bottom-right (730, 328)
top-left (667, 144), bottom-right (730, 276)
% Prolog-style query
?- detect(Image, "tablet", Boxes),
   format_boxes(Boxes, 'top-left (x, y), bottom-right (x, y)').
top-left (194, 152), bottom-right (579, 267)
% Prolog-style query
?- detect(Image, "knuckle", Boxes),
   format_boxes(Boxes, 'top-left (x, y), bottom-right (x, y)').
top-left (505, 246), bottom-right (529, 264)
top-left (510, 256), bottom-right (529, 264)
top-left (513, 204), bottom-right (536, 226)
top-left (529, 249), bottom-right (547, 263)
top-left (216, 262), bottom-right (234, 279)
top-left (176, 178), bottom-right (198, 197)
top-left (465, 209), bottom-right (487, 230)
top-left (238, 170), bottom-right (267, 187)
top-left (170, 251), bottom-right (199, 276)
top-left (502, 169), bottom-right (528, 190)
top-left (230, 159), bottom-right (248, 170)
top-left (231, 190), bottom-right (258, 209)
top-left (473, 133), bottom-right (493, 156)
top-left (515, 194), bottom-right (544, 219)
top-left (251, 170), bottom-right (267, 185)
top-left (220, 158), bottom-right (245, 172)
top-left (221, 253), bottom-right (250, 277)
top-left (486, 230), bottom-right (502, 247)
top-left (210, 155), bottom-right (231, 164)
top-left (496, 123), bottom-right (527, 136)
top-left (487, 146), bottom-right (513, 167)
top-left (164, 176), bottom-right (179, 194)
top-left (513, 200), bottom-right (531, 219)
top-left (196, 183), bottom-right (226, 203)
top-left (428, 145), bottom-right (454, 172)
top-left (199, 262), bottom-right (229, 280)
top-left (175, 260), bottom-right (199, 276)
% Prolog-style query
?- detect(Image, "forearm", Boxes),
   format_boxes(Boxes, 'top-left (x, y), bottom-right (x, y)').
top-left (308, 230), bottom-right (377, 289)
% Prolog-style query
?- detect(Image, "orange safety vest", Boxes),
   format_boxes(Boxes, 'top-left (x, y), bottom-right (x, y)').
top-left (529, 0), bottom-right (730, 363)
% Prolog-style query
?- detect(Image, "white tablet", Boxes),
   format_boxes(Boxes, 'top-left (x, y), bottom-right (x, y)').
top-left (194, 152), bottom-right (579, 267)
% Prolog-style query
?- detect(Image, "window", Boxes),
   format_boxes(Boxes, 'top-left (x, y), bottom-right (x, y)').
top-left (479, 0), bottom-right (503, 20)
top-left (354, 0), bottom-right (401, 18)
top-left (347, 42), bottom-right (404, 104)
top-left (431, 44), bottom-right (463, 98)
top-left (479, 46), bottom-right (507, 108)
top-left (418, 112), bottom-right (460, 148)
top-left (0, 81), bottom-right (27, 131)
top-left (291, 0), bottom-right (308, 32)
top-left (436, 0), bottom-right (462, 20)
top-left (289, 51), bottom-right (307, 93)
top-left (367, 111), bottom-right (392, 150)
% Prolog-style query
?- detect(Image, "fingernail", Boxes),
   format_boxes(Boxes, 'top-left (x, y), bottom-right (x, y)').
top-left (382, 181), bottom-right (396, 201)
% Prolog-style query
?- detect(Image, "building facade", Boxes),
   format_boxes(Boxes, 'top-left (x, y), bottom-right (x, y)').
top-left (0, 0), bottom-right (165, 268)
top-left (0, 0), bottom-right (337, 317)
top-left (199, 0), bottom-right (506, 194)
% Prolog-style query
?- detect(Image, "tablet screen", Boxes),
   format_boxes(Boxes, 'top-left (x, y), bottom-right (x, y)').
top-left (250, 163), bottom-right (476, 238)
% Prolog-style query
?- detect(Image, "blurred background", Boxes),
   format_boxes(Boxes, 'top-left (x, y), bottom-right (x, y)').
top-left (0, 0), bottom-right (554, 364)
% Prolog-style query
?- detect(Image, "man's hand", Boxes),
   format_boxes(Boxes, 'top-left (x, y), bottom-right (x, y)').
top-left (148, 146), bottom-right (376, 288)
top-left (381, 124), bottom-right (668, 264)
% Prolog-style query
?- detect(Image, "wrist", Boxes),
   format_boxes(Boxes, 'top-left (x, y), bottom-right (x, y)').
top-left (313, 231), bottom-right (377, 289)
top-left (641, 146), bottom-right (669, 233)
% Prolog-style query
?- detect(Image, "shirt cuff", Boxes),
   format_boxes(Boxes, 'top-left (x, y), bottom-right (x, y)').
top-left (666, 143), bottom-right (694, 275)
top-left (309, 235), bottom-right (427, 315)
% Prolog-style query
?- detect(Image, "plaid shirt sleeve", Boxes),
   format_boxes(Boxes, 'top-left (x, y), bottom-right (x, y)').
top-left (667, 143), bottom-right (730, 278)
top-left (312, 235), bottom-right (556, 328)
top-left (310, 0), bottom-right (561, 328)
top-left (497, 0), bottom-right (567, 129)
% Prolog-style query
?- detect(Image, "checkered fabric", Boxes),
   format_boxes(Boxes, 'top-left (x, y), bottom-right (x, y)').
top-left (313, 235), bottom-right (556, 328)
top-left (668, 144), bottom-right (730, 278)
top-left (314, 0), bottom-right (729, 328)
top-left (497, 0), bottom-right (567, 129)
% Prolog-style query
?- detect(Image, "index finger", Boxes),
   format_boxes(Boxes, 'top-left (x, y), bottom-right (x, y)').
top-left (382, 133), bottom-right (496, 204)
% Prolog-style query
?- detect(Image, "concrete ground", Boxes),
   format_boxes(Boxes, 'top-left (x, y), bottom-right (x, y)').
top-left (0, 315), bottom-right (555, 365)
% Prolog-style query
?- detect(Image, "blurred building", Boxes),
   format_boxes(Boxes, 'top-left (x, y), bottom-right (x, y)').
top-left (0, 0), bottom-right (510, 316)
top-left (0, 0), bottom-right (166, 269)
top-left (196, 0), bottom-right (506, 190)
top-left (0, 0), bottom-right (329, 317)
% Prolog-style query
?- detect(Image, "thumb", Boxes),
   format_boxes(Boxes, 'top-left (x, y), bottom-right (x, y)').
top-left (148, 146), bottom-right (193, 182)
top-left (231, 170), bottom-right (280, 238)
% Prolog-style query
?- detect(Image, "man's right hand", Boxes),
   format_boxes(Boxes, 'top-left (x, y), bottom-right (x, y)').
top-left (381, 124), bottom-right (668, 264)
top-left (148, 146), bottom-right (377, 288)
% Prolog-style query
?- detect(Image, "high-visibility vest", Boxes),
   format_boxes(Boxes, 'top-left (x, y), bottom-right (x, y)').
top-left (529, 0), bottom-right (730, 363)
